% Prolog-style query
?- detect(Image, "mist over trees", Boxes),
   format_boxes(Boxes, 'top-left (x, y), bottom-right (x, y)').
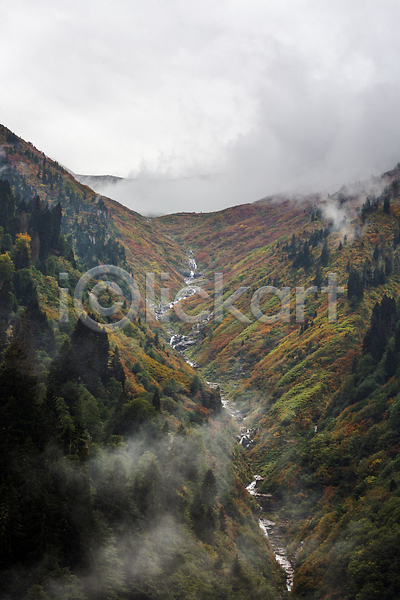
top-left (4, 124), bottom-right (400, 599)
top-left (0, 173), bottom-right (282, 599)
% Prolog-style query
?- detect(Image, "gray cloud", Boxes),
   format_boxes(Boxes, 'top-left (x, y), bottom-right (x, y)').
top-left (2, 0), bottom-right (400, 214)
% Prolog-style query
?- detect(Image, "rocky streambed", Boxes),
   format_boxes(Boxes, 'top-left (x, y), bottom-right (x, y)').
top-left (246, 476), bottom-right (294, 592)
top-left (157, 249), bottom-right (206, 358)
top-left (165, 251), bottom-right (295, 592)
top-left (213, 387), bottom-right (295, 592)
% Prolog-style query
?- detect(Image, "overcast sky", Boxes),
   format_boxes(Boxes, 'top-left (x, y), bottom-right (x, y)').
top-left (2, 0), bottom-right (400, 214)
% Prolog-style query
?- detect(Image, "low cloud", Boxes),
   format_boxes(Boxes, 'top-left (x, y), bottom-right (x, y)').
top-left (3, 1), bottom-right (400, 214)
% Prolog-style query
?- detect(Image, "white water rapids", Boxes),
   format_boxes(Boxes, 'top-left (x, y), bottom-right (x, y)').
top-left (153, 250), bottom-right (202, 346)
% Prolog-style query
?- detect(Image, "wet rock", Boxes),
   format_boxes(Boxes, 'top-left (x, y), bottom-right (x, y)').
top-left (247, 477), bottom-right (294, 592)
top-left (169, 334), bottom-right (196, 351)
top-left (236, 427), bottom-right (255, 447)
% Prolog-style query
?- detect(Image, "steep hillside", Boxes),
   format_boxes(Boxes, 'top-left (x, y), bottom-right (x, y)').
top-left (0, 127), bottom-right (285, 600)
top-left (4, 121), bottom-right (400, 598)
top-left (0, 124), bottom-right (186, 295)
top-left (155, 172), bottom-right (400, 599)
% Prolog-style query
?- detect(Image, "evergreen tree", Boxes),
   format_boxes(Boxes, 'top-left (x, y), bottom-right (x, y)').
top-left (50, 202), bottom-right (62, 250)
top-left (1, 233), bottom-right (12, 253)
top-left (313, 267), bottom-right (322, 289)
top-left (373, 264), bottom-right (386, 286)
top-left (395, 323), bottom-right (400, 354)
top-left (385, 255), bottom-right (393, 277)
top-left (302, 240), bottom-right (311, 270)
top-left (289, 234), bottom-right (296, 256)
top-left (190, 374), bottom-right (202, 395)
top-left (71, 319), bottom-right (110, 393)
top-left (383, 195), bottom-right (391, 214)
top-left (363, 295), bottom-right (396, 362)
top-left (232, 554), bottom-right (242, 578)
top-left (385, 346), bottom-right (397, 379)
top-left (48, 340), bottom-right (78, 388)
top-left (109, 347), bottom-right (126, 388)
top-left (152, 388), bottom-right (161, 411)
top-left (0, 179), bottom-right (17, 234)
top-left (201, 469), bottom-right (217, 507)
top-left (0, 327), bottom-right (42, 453)
top-left (347, 267), bottom-right (364, 302)
top-left (320, 239), bottom-right (329, 267)
top-left (0, 253), bottom-right (14, 322)
top-left (363, 262), bottom-right (373, 289)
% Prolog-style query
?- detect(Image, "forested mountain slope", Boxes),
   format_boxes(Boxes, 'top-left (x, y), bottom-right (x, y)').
top-left (155, 170), bottom-right (400, 599)
top-left (0, 126), bottom-right (285, 600)
top-left (0, 125), bottom-right (187, 295)
top-left (3, 121), bottom-right (400, 599)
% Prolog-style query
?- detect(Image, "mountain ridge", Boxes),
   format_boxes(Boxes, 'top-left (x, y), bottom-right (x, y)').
top-left (2, 123), bottom-right (400, 598)
top-left (0, 124), bottom-right (287, 600)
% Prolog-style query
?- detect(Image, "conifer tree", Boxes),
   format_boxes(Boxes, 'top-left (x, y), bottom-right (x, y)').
top-left (363, 295), bottom-right (396, 361)
top-left (395, 323), bottom-right (400, 354)
top-left (385, 346), bottom-right (397, 379)
top-left (320, 239), bottom-right (329, 267)
top-left (0, 253), bottom-right (14, 321)
top-left (109, 347), bottom-right (125, 387)
top-left (232, 554), bottom-right (242, 578)
top-left (0, 179), bottom-right (17, 233)
top-left (201, 469), bottom-right (217, 507)
top-left (347, 268), bottom-right (364, 301)
top-left (152, 388), bottom-right (161, 411)
top-left (302, 240), bottom-right (311, 270)
top-left (383, 195), bottom-right (391, 214)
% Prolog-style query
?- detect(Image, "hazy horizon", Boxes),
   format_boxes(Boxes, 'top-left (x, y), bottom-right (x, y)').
top-left (2, 1), bottom-right (400, 214)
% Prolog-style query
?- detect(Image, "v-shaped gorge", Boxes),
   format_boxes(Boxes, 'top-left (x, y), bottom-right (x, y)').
top-left (2, 123), bottom-right (400, 599)
top-left (153, 172), bottom-right (400, 600)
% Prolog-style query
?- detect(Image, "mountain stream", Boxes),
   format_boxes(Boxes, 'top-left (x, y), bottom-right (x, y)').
top-left (164, 251), bottom-right (294, 593)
